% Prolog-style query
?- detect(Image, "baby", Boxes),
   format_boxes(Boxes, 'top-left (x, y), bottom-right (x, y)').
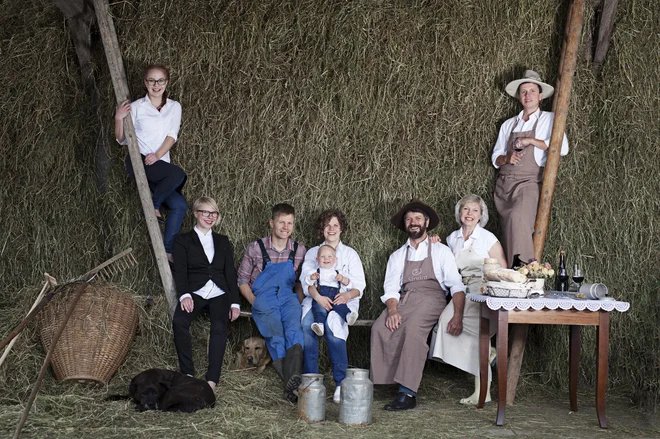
top-left (306, 245), bottom-right (358, 336)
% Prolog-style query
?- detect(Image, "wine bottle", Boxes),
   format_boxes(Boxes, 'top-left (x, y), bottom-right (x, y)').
top-left (556, 250), bottom-right (569, 291)
top-left (511, 254), bottom-right (526, 270)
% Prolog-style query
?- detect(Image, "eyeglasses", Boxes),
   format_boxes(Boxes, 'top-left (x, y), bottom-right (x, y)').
top-left (197, 210), bottom-right (219, 218)
top-left (145, 78), bottom-right (167, 86)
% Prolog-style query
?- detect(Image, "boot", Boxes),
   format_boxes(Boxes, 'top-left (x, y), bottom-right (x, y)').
top-left (271, 358), bottom-right (284, 381)
top-left (282, 344), bottom-right (303, 403)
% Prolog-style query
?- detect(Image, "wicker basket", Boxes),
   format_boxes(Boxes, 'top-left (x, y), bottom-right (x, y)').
top-left (486, 281), bottom-right (532, 298)
top-left (37, 283), bottom-right (139, 385)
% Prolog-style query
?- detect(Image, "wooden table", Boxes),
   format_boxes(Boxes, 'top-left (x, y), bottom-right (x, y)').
top-left (468, 294), bottom-right (630, 429)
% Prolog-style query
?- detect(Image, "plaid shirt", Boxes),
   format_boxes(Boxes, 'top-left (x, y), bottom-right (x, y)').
top-left (237, 236), bottom-right (307, 287)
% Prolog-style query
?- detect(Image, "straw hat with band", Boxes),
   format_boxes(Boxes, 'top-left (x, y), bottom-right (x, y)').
top-left (391, 199), bottom-right (440, 232)
top-left (505, 70), bottom-right (554, 99)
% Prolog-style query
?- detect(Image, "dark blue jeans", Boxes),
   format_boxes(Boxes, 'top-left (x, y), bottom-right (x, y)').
top-left (126, 155), bottom-right (187, 253)
top-left (311, 285), bottom-right (351, 324)
top-left (302, 308), bottom-right (348, 385)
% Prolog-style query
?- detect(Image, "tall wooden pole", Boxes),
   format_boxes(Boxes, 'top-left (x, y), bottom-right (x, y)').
top-left (534, 0), bottom-right (584, 258)
top-left (505, 0), bottom-right (586, 405)
top-left (92, 0), bottom-right (177, 316)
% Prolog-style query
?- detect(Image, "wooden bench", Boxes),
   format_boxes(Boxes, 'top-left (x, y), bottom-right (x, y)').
top-left (239, 310), bottom-right (374, 327)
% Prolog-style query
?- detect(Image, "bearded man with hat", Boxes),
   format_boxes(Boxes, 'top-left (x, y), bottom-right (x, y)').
top-left (370, 200), bottom-right (466, 411)
top-left (492, 70), bottom-right (569, 267)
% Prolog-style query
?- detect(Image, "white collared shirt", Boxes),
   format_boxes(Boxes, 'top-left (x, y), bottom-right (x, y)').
top-left (300, 241), bottom-right (366, 341)
top-left (381, 237), bottom-right (465, 303)
top-left (179, 226), bottom-right (239, 309)
top-left (117, 95), bottom-right (182, 162)
top-left (491, 109), bottom-right (569, 169)
top-left (445, 224), bottom-right (499, 260)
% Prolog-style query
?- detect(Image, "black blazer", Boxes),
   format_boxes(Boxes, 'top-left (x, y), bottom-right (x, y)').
top-left (172, 230), bottom-right (240, 304)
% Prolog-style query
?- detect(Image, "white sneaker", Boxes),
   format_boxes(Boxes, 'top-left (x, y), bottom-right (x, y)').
top-left (347, 311), bottom-right (359, 326)
top-left (311, 323), bottom-right (324, 336)
top-left (333, 386), bottom-right (341, 403)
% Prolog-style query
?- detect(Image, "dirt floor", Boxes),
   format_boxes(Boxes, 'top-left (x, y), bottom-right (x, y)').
top-left (0, 364), bottom-right (657, 439)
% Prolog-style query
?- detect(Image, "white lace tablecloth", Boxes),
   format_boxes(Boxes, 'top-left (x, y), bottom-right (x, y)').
top-left (467, 293), bottom-right (630, 313)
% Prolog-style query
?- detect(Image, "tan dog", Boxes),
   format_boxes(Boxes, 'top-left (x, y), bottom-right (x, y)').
top-left (235, 336), bottom-right (271, 372)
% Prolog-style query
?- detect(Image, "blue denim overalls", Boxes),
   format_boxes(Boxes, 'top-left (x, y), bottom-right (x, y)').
top-left (250, 240), bottom-right (304, 362)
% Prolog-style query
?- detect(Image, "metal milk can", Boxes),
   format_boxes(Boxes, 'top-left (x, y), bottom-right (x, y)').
top-left (339, 368), bottom-right (373, 425)
top-left (297, 373), bottom-right (325, 422)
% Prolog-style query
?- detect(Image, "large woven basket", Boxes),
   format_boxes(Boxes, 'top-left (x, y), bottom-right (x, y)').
top-left (37, 282), bottom-right (139, 385)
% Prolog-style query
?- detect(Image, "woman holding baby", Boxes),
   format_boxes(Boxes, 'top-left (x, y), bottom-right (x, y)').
top-left (300, 209), bottom-right (366, 403)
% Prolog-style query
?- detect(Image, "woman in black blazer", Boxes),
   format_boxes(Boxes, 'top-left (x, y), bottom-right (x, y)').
top-left (172, 197), bottom-right (241, 390)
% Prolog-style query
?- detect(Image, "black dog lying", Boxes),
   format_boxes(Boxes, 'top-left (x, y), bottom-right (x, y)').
top-left (127, 368), bottom-right (215, 412)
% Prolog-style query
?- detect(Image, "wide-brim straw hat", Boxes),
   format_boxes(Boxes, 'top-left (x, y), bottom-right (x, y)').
top-left (505, 70), bottom-right (555, 99)
top-left (390, 199), bottom-right (440, 232)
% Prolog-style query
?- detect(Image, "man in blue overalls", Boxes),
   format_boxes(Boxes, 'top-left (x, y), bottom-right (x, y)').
top-left (237, 204), bottom-right (307, 402)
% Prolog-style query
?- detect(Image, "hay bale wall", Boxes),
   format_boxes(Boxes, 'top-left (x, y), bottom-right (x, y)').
top-left (0, 0), bottom-right (658, 410)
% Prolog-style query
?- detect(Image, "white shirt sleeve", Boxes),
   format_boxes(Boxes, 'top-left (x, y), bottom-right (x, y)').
top-left (491, 117), bottom-right (515, 169)
top-left (534, 112), bottom-right (569, 166)
top-left (117, 100), bottom-right (140, 146)
top-left (166, 101), bottom-right (182, 142)
top-left (431, 244), bottom-right (466, 296)
top-left (381, 248), bottom-right (404, 304)
top-left (480, 228), bottom-right (498, 250)
top-left (342, 247), bottom-right (366, 298)
top-left (445, 230), bottom-right (460, 255)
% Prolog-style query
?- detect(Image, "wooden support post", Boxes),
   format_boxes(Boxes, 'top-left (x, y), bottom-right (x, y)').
top-left (592, 0), bottom-right (618, 75)
top-left (505, 0), bottom-right (586, 405)
top-left (92, 0), bottom-right (177, 316)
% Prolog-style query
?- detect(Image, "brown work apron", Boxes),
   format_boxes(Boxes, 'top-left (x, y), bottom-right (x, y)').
top-left (494, 114), bottom-right (544, 267)
top-left (370, 243), bottom-right (447, 393)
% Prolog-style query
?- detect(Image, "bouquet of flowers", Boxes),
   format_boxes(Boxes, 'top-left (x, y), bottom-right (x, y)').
top-left (517, 259), bottom-right (554, 279)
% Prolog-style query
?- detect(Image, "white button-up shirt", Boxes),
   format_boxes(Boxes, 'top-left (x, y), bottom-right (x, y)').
top-left (445, 224), bottom-right (499, 259)
top-left (304, 266), bottom-right (353, 292)
top-left (491, 109), bottom-right (569, 169)
top-left (117, 95), bottom-right (182, 163)
top-left (179, 227), bottom-right (239, 309)
top-left (301, 241), bottom-right (366, 341)
top-left (381, 237), bottom-right (465, 303)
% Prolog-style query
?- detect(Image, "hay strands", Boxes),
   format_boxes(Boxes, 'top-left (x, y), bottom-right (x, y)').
top-left (0, 248), bottom-right (137, 352)
top-left (0, 274), bottom-right (58, 370)
top-left (12, 283), bottom-right (88, 439)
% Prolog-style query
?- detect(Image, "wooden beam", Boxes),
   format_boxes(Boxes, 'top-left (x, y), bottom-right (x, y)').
top-left (91, 0), bottom-right (177, 316)
top-left (506, 0), bottom-right (586, 405)
top-left (592, 0), bottom-right (618, 75)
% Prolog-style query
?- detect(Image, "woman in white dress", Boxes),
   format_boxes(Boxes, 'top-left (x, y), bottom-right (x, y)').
top-left (429, 194), bottom-right (507, 404)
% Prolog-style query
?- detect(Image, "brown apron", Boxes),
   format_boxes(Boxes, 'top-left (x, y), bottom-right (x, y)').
top-left (370, 243), bottom-right (447, 392)
top-left (494, 114), bottom-right (544, 267)
top-left (430, 239), bottom-right (495, 379)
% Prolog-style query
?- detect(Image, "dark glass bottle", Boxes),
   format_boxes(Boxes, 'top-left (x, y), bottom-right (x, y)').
top-left (511, 254), bottom-right (526, 270)
top-left (556, 251), bottom-right (569, 291)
